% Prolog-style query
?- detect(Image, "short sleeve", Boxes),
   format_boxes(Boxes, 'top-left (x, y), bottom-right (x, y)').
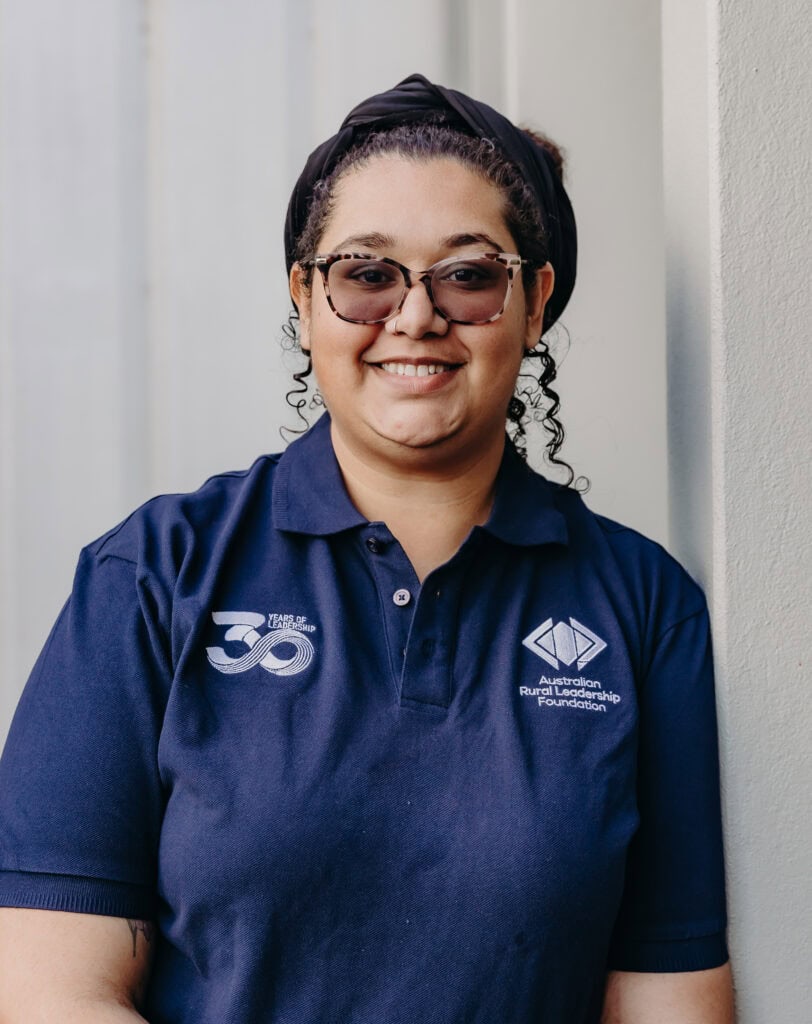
top-left (607, 605), bottom-right (729, 972)
top-left (0, 548), bottom-right (171, 919)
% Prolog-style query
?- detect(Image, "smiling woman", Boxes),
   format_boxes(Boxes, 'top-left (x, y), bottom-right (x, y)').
top-left (0, 74), bottom-right (732, 1023)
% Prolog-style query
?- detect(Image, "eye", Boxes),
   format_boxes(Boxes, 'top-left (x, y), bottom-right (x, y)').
top-left (438, 260), bottom-right (500, 290)
top-left (353, 268), bottom-right (391, 285)
top-left (341, 260), bottom-right (401, 288)
top-left (448, 266), bottom-right (484, 283)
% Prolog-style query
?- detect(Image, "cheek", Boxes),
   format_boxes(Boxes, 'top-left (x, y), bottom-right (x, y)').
top-left (298, 284), bottom-right (344, 349)
top-left (485, 319), bottom-right (529, 373)
top-left (309, 318), bottom-right (380, 384)
top-left (309, 290), bottom-right (351, 338)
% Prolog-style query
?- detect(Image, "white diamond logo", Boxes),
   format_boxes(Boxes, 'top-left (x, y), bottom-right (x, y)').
top-left (522, 617), bottom-right (607, 670)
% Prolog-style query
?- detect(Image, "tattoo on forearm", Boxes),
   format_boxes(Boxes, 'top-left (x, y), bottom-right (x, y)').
top-left (126, 918), bottom-right (155, 958)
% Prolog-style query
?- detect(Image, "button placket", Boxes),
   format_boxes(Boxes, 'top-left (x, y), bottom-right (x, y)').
top-left (398, 568), bottom-right (461, 710)
top-left (362, 529), bottom-right (464, 710)
top-left (362, 527), bottom-right (419, 692)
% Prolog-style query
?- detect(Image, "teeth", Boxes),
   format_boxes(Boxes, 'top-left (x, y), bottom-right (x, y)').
top-left (380, 362), bottom-right (451, 376)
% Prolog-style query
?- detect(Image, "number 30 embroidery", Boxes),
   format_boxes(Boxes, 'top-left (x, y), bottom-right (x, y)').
top-left (206, 611), bottom-right (314, 676)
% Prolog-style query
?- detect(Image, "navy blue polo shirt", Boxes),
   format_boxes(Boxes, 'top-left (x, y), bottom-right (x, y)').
top-left (0, 413), bottom-right (727, 1023)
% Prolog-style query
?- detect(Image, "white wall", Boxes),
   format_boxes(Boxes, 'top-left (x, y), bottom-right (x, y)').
top-left (1, 0), bottom-right (149, 713)
top-left (663, 0), bottom-right (812, 1019)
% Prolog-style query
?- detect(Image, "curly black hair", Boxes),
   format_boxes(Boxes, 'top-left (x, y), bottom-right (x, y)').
top-left (282, 117), bottom-right (585, 488)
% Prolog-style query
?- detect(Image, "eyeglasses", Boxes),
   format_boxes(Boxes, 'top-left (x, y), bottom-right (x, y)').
top-left (308, 251), bottom-right (529, 325)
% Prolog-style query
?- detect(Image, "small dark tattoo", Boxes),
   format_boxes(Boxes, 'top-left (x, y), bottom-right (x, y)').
top-left (126, 918), bottom-right (155, 958)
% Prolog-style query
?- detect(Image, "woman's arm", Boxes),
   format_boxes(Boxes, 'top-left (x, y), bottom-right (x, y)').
top-left (0, 908), bottom-right (155, 1022)
top-left (601, 964), bottom-right (734, 1023)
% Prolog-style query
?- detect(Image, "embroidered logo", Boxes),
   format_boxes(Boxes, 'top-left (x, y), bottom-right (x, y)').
top-left (522, 617), bottom-right (607, 671)
top-left (206, 611), bottom-right (315, 677)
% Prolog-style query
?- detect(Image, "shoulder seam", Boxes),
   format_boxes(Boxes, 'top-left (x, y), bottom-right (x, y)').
top-left (652, 605), bottom-right (707, 650)
top-left (96, 552), bottom-right (138, 569)
top-left (641, 606), bottom-right (709, 682)
top-left (94, 453), bottom-right (282, 557)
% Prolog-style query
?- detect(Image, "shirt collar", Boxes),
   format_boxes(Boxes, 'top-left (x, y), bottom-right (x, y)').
top-left (273, 412), bottom-right (568, 548)
top-left (482, 441), bottom-right (569, 547)
top-left (273, 413), bottom-right (367, 535)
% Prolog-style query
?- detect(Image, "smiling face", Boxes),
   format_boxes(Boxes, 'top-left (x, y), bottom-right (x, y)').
top-left (290, 155), bottom-right (553, 472)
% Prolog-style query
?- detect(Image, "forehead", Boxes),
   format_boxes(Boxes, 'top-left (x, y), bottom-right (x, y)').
top-left (318, 155), bottom-right (514, 253)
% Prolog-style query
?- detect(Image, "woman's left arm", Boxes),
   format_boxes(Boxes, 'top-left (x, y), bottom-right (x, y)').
top-left (601, 964), bottom-right (734, 1023)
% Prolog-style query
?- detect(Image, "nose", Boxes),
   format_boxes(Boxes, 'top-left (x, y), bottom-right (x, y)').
top-left (387, 275), bottom-right (449, 338)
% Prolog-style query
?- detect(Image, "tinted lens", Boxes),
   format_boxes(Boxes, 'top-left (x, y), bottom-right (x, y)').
top-left (325, 255), bottom-right (513, 324)
top-left (327, 258), bottom-right (404, 322)
top-left (431, 258), bottom-right (510, 323)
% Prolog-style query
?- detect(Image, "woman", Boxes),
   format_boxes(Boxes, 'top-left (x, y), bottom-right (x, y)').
top-left (0, 75), bottom-right (732, 1022)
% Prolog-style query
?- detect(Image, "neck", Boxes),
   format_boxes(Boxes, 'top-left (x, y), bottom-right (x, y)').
top-left (330, 424), bottom-right (505, 582)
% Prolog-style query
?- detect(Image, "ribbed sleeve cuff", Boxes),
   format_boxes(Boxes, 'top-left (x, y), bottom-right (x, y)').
top-left (607, 931), bottom-right (729, 973)
top-left (0, 869), bottom-right (156, 919)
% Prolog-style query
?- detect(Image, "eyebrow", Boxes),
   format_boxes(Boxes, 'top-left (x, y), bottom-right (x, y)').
top-left (440, 232), bottom-right (508, 251)
top-left (330, 230), bottom-right (510, 254)
top-left (331, 233), bottom-right (396, 252)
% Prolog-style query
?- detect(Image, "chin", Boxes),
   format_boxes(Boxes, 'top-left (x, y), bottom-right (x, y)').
top-left (377, 426), bottom-right (457, 451)
top-left (367, 413), bottom-right (461, 451)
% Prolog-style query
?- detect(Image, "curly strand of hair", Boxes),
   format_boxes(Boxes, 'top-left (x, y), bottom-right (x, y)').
top-left (280, 307), bottom-right (299, 347)
top-left (510, 342), bottom-right (588, 492)
top-left (507, 394), bottom-right (529, 459)
top-left (530, 342), bottom-right (569, 480)
top-left (280, 310), bottom-right (315, 444)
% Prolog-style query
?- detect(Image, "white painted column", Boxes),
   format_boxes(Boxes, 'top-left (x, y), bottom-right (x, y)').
top-left (664, 0), bottom-right (812, 1018)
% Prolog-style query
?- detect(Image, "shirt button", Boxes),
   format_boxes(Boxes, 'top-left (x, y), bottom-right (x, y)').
top-left (366, 537), bottom-right (381, 553)
top-left (392, 588), bottom-right (411, 607)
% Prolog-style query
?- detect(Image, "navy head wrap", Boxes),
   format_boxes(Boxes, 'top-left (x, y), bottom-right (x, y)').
top-left (285, 73), bottom-right (577, 329)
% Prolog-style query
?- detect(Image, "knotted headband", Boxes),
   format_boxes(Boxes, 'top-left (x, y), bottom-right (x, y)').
top-left (284, 73), bottom-right (577, 329)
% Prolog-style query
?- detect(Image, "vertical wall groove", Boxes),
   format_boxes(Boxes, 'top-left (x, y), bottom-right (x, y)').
top-left (119, 0), bottom-right (150, 510)
top-left (0, 0), bottom-right (18, 717)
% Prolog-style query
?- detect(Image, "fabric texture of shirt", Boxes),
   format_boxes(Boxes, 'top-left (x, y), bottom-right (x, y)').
top-left (0, 413), bottom-right (728, 1023)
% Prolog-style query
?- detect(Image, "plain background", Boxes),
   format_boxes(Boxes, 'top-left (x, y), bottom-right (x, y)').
top-left (1, 2), bottom-right (810, 1020)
